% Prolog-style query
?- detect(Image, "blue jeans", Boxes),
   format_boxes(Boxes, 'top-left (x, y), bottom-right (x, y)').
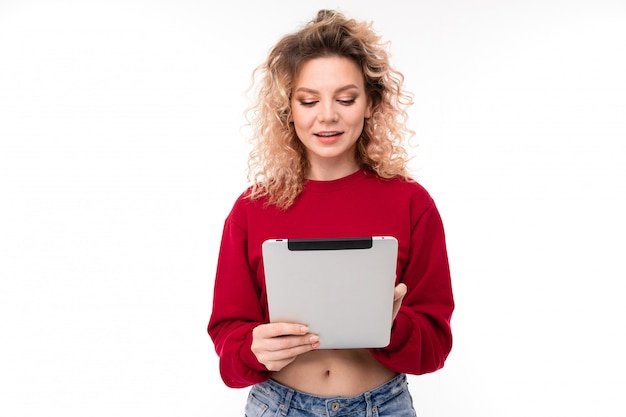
top-left (245, 373), bottom-right (416, 417)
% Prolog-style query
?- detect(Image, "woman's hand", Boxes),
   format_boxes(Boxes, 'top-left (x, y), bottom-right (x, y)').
top-left (251, 323), bottom-right (320, 372)
top-left (392, 283), bottom-right (407, 320)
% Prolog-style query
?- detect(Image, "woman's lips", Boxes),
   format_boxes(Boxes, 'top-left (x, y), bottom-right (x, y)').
top-left (315, 131), bottom-right (342, 144)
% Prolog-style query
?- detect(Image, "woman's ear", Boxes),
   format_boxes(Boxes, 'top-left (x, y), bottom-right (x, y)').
top-left (364, 98), bottom-right (373, 119)
top-left (283, 108), bottom-right (293, 124)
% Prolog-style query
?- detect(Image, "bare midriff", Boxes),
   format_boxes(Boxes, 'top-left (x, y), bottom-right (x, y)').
top-left (271, 349), bottom-right (398, 396)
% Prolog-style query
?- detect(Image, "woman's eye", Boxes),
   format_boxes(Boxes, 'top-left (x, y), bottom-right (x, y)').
top-left (297, 98), bottom-right (355, 106)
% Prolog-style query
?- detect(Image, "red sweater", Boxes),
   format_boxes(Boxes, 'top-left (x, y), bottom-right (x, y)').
top-left (208, 169), bottom-right (454, 388)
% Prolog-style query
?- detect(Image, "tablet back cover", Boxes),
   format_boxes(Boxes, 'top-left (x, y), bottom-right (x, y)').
top-left (262, 236), bottom-right (398, 349)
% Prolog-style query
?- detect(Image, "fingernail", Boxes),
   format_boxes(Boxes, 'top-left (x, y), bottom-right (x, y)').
top-left (300, 326), bottom-right (309, 334)
top-left (309, 335), bottom-right (319, 343)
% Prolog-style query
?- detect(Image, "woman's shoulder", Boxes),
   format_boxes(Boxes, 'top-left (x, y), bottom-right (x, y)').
top-left (220, 187), bottom-right (263, 232)
top-left (366, 171), bottom-right (434, 202)
top-left (228, 186), bottom-right (257, 208)
top-left (228, 185), bottom-right (273, 216)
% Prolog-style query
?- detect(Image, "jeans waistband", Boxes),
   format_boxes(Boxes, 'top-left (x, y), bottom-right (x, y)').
top-left (251, 373), bottom-right (408, 416)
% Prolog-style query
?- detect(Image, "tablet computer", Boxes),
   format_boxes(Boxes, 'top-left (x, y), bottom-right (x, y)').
top-left (262, 236), bottom-right (398, 349)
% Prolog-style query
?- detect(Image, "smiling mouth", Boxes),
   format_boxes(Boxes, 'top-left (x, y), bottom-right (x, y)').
top-left (314, 131), bottom-right (342, 144)
top-left (315, 131), bottom-right (342, 138)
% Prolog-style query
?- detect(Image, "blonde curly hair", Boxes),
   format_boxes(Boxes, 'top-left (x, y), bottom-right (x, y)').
top-left (245, 9), bottom-right (415, 209)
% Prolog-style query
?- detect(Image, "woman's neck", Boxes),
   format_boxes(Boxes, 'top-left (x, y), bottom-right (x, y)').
top-left (305, 159), bottom-right (360, 181)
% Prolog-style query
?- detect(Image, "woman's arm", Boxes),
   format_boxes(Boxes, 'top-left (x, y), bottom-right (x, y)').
top-left (370, 202), bottom-right (454, 375)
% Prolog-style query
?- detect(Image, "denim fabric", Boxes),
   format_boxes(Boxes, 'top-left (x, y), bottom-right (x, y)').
top-left (244, 373), bottom-right (416, 417)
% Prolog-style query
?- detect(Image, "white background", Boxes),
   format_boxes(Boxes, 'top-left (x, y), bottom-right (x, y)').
top-left (1, 0), bottom-right (625, 416)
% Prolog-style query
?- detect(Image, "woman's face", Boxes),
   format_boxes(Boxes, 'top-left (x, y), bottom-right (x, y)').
top-left (290, 56), bottom-right (372, 180)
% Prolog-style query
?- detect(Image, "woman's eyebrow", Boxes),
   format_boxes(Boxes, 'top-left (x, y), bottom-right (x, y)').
top-left (294, 84), bottom-right (360, 94)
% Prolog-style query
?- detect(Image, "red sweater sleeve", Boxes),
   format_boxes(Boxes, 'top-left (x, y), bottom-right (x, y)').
top-left (207, 205), bottom-right (272, 388)
top-left (369, 201), bottom-right (454, 375)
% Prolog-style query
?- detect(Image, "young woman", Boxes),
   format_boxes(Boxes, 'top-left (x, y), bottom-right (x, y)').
top-left (208, 9), bottom-right (454, 416)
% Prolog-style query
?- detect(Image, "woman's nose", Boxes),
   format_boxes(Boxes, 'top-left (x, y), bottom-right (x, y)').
top-left (317, 102), bottom-right (338, 122)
